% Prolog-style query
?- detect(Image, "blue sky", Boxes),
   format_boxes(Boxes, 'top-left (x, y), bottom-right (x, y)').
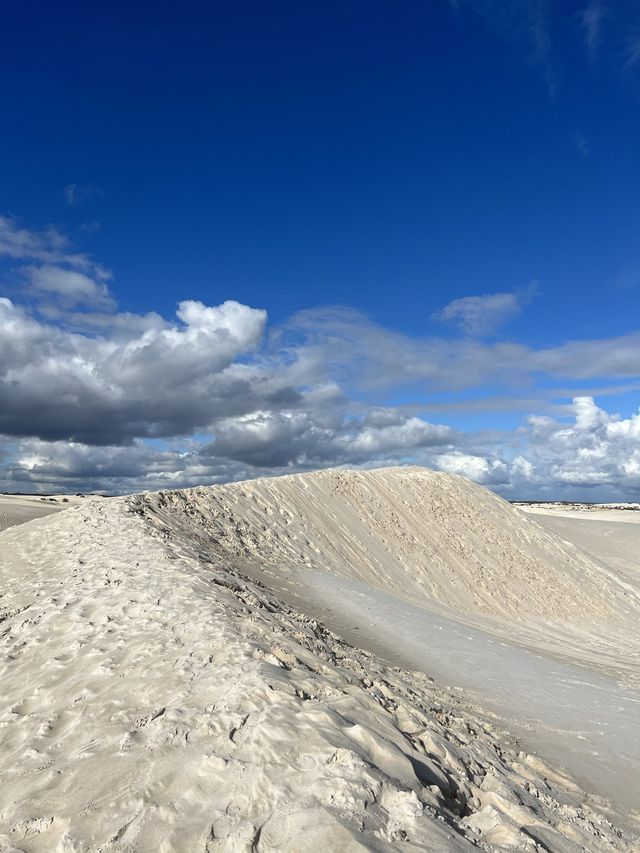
top-left (2, 1), bottom-right (640, 497)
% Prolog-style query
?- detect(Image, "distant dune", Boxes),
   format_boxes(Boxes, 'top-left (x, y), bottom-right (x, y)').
top-left (0, 468), bottom-right (638, 851)
top-left (0, 494), bottom-right (84, 532)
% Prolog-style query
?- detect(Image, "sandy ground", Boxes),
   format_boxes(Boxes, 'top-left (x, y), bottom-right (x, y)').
top-left (518, 504), bottom-right (640, 589)
top-left (146, 469), bottom-right (640, 688)
top-left (237, 564), bottom-right (640, 817)
top-left (515, 503), bottom-right (640, 525)
top-left (0, 494), bottom-right (91, 533)
top-left (0, 468), bottom-right (638, 851)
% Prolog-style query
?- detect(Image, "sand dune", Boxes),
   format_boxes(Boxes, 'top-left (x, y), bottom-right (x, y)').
top-left (0, 468), bottom-right (638, 851)
top-left (0, 494), bottom-right (87, 533)
top-left (141, 468), bottom-right (640, 684)
top-left (520, 504), bottom-right (640, 588)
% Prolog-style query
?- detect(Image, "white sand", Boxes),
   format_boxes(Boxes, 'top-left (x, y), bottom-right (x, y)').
top-left (0, 494), bottom-right (91, 533)
top-left (519, 503), bottom-right (640, 588)
top-left (145, 468), bottom-right (640, 687)
top-left (0, 468), bottom-right (638, 851)
top-left (515, 502), bottom-right (640, 525)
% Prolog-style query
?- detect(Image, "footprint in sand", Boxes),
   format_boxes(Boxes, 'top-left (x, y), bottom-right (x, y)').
top-left (208, 813), bottom-right (255, 850)
top-left (257, 797), bottom-right (297, 850)
top-left (293, 752), bottom-right (317, 772)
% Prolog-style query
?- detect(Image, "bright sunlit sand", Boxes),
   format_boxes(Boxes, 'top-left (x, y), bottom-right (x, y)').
top-left (1, 468), bottom-right (638, 851)
top-left (3, 4), bottom-right (640, 851)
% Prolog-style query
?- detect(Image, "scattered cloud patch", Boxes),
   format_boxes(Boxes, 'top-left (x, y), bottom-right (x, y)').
top-left (0, 215), bottom-right (111, 281)
top-left (581, 1), bottom-right (606, 59)
top-left (2, 219), bottom-right (640, 498)
top-left (22, 264), bottom-right (115, 310)
top-left (433, 284), bottom-right (537, 337)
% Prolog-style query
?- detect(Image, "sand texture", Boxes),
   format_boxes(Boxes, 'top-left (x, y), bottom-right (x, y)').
top-left (0, 495), bottom-right (90, 533)
top-left (0, 468), bottom-right (638, 851)
top-left (141, 468), bottom-right (640, 686)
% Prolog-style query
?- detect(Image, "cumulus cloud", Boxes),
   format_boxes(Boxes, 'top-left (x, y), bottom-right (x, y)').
top-left (433, 285), bottom-right (537, 336)
top-left (0, 297), bottom-right (269, 444)
top-left (2, 218), bottom-right (640, 497)
top-left (205, 407), bottom-right (453, 469)
top-left (519, 396), bottom-right (640, 491)
top-left (4, 409), bottom-right (456, 494)
top-left (15, 395), bottom-right (639, 500)
top-left (427, 397), bottom-right (640, 499)
top-left (4, 438), bottom-right (246, 495)
top-left (435, 452), bottom-right (509, 484)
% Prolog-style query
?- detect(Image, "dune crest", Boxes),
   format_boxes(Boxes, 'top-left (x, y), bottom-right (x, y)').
top-left (140, 467), bottom-right (640, 679)
top-left (0, 469), bottom-right (637, 850)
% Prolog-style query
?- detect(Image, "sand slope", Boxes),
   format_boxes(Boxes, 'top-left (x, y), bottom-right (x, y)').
top-left (140, 468), bottom-right (640, 683)
top-left (143, 467), bottom-right (637, 622)
top-left (519, 505), bottom-right (640, 587)
top-left (0, 470), bottom-right (637, 850)
top-left (0, 495), bottom-right (84, 533)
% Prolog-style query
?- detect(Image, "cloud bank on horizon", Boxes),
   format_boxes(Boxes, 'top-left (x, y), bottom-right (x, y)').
top-left (3, 1), bottom-right (640, 499)
top-left (1, 215), bottom-right (640, 500)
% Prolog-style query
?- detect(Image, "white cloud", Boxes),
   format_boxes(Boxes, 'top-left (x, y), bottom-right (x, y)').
top-left (0, 215), bottom-right (66, 262)
top-left (2, 218), bottom-right (640, 498)
top-left (4, 438), bottom-right (239, 494)
top-left (204, 407), bottom-right (453, 469)
top-left (4, 392), bottom-right (640, 500)
top-left (511, 455), bottom-right (534, 480)
top-left (433, 285), bottom-right (536, 336)
top-left (512, 397), bottom-right (640, 495)
top-left (0, 215), bottom-right (109, 278)
top-left (0, 296), bottom-right (269, 444)
top-left (346, 412), bottom-right (452, 456)
top-left (425, 398), bottom-right (640, 499)
top-left (23, 264), bottom-right (115, 310)
top-left (435, 451), bottom-right (509, 484)
top-left (292, 305), bottom-right (640, 390)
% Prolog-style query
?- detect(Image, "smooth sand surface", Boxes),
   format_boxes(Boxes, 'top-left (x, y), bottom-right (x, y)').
top-left (519, 504), bottom-right (640, 588)
top-left (1, 468), bottom-right (638, 851)
top-left (516, 503), bottom-right (640, 525)
top-left (245, 565), bottom-right (640, 815)
top-left (0, 494), bottom-right (89, 532)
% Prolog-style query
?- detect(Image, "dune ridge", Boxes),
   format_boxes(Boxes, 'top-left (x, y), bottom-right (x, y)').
top-left (0, 469), bottom-right (637, 850)
top-left (140, 467), bottom-right (640, 682)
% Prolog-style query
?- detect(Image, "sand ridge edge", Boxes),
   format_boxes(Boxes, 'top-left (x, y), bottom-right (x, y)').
top-left (0, 474), bottom-right (637, 850)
